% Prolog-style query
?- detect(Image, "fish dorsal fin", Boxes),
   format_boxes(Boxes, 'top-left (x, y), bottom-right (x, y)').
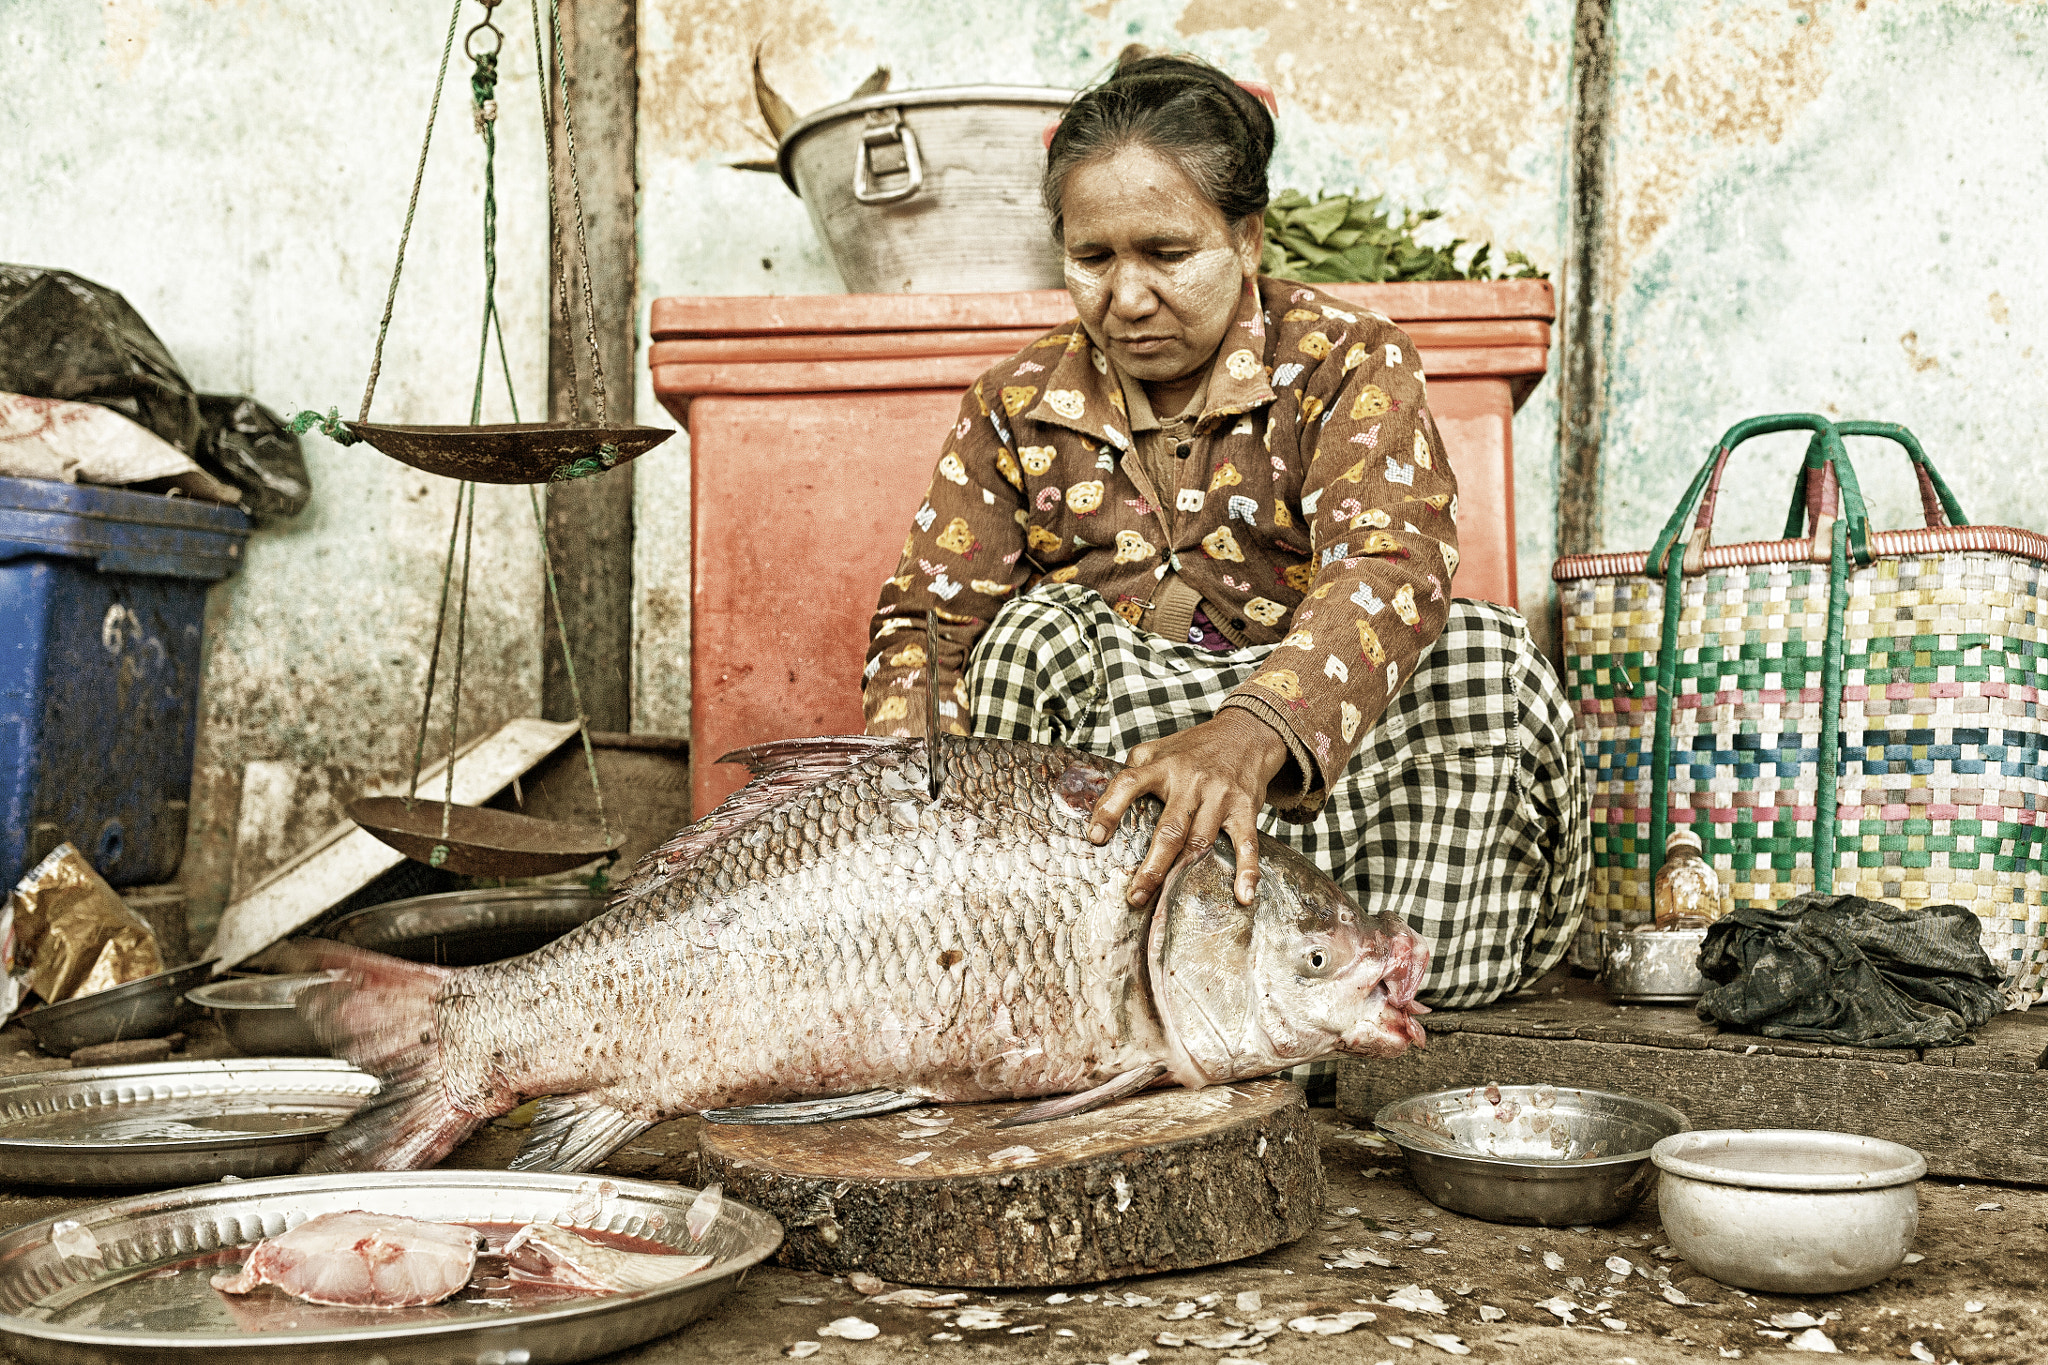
top-left (614, 736), bottom-right (905, 899)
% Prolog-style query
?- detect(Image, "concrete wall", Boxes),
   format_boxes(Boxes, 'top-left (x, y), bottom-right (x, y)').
top-left (12, 0), bottom-right (2040, 938)
top-left (630, 0), bottom-right (1579, 734)
top-left (4, 1), bottom-right (555, 935)
top-left (1592, 0), bottom-right (2048, 552)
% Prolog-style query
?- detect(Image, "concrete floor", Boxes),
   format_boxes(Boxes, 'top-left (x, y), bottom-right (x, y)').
top-left (0, 1025), bottom-right (2040, 1364)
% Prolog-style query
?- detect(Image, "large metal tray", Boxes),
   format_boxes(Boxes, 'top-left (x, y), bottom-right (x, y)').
top-left (316, 886), bottom-right (609, 966)
top-left (0, 1170), bottom-right (780, 1365)
top-left (0, 1060), bottom-right (377, 1187)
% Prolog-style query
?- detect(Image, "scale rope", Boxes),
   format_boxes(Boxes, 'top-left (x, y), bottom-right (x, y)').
top-left (299, 0), bottom-right (624, 873)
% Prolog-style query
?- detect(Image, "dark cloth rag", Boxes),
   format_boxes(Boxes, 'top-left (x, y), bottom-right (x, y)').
top-left (1695, 894), bottom-right (2007, 1049)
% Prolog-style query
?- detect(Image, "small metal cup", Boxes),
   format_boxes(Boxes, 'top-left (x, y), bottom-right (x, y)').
top-left (1600, 927), bottom-right (1710, 1003)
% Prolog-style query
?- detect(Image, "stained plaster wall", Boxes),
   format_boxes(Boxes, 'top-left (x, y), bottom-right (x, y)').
top-left (630, 0), bottom-right (1578, 735)
top-left (4, 1), bottom-right (554, 936)
top-left (1591, 0), bottom-right (2048, 552)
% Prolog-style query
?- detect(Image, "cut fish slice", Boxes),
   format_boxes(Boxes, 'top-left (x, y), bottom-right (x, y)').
top-left (502, 1221), bottom-right (714, 1293)
top-left (210, 1210), bottom-right (482, 1309)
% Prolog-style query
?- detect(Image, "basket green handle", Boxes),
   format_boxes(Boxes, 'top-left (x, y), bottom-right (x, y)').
top-left (1782, 420), bottom-right (1970, 540)
top-left (1647, 414), bottom-right (1860, 899)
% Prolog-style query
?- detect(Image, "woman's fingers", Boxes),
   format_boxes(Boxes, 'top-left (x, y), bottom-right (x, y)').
top-left (1085, 711), bottom-right (1291, 907)
top-left (1125, 799), bottom-right (1188, 907)
top-left (1128, 786), bottom-right (1232, 908)
top-left (1087, 767), bottom-right (1155, 845)
top-left (1223, 793), bottom-right (1264, 905)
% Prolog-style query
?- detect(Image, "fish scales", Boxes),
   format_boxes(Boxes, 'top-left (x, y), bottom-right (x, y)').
top-left (441, 741), bottom-right (1156, 1118)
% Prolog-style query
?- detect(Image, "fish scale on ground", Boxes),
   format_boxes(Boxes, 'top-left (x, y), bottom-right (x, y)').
top-left (287, 733), bottom-right (1431, 1172)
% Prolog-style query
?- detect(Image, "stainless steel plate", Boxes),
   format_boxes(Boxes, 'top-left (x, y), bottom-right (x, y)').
top-left (0, 1060), bottom-right (376, 1187)
top-left (0, 1170), bottom-right (780, 1365)
top-left (316, 886), bottom-right (609, 966)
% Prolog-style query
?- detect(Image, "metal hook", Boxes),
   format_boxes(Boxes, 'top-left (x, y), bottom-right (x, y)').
top-left (464, 9), bottom-right (504, 61)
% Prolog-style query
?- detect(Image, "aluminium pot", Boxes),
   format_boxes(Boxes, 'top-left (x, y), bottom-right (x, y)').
top-left (776, 85), bottom-right (1075, 294)
top-left (1600, 927), bottom-right (1710, 1003)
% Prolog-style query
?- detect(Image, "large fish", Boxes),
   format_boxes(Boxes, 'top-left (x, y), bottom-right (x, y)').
top-left (293, 732), bottom-right (1430, 1173)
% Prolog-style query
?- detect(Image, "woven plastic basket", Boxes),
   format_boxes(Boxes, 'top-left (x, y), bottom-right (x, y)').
top-left (1554, 415), bottom-right (2048, 1007)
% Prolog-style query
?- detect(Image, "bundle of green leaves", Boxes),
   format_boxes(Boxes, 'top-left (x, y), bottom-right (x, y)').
top-left (1259, 190), bottom-right (1544, 284)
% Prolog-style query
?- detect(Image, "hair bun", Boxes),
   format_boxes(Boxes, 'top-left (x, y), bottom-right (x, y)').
top-left (1041, 50), bottom-right (1276, 239)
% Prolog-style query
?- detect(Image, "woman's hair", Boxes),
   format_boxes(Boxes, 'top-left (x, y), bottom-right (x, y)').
top-left (1042, 50), bottom-right (1276, 243)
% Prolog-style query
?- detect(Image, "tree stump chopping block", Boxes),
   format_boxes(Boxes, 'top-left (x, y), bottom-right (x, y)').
top-left (698, 1078), bottom-right (1321, 1287)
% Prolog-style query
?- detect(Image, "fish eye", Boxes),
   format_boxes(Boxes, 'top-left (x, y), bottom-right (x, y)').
top-left (1304, 947), bottom-right (1330, 975)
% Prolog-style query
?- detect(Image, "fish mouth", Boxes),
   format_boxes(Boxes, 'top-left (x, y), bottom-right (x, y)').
top-left (1338, 926), bottom-right (1432, 1055)
top-left (1339, 985), bottom-right (1429, 1057)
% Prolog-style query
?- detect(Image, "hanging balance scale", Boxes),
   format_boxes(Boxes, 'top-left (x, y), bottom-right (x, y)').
top-left (300, 0), bottom-right (669, 877)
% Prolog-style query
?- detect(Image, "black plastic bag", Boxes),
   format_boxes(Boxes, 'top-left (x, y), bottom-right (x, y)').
top-left (0, 265), bottom-right (201, 457)
top-left (197, 395), bottom-right (311, 523)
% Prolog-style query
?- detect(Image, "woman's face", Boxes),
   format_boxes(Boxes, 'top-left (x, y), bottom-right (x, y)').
top-left (1060, 144), bottom-right (1262, 394)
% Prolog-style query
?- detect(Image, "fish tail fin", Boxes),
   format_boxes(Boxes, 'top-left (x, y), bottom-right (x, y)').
top-left (275, 939), bottom-right (488, 1172)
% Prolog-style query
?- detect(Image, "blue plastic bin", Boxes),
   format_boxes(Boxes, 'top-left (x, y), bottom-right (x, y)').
top-left (1, 476), bottom-right (251, 888)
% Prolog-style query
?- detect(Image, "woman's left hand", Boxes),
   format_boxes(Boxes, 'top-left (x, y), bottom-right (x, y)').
top-left (1085, 708), bottom-right (1291, 909)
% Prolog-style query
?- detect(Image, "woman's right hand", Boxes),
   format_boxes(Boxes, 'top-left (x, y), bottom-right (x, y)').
top-left (1083, 707), bottom-right (1291, 909)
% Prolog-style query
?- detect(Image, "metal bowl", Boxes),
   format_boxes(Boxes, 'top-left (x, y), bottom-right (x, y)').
top-left (1652, 1129), bottom-right (1925, 1294)
top-left (0, 1059), bottom-right (376, 1186)
top-left (1601, 928), bottom-right (1710, 1003)
top-left (185, 973), bottom-right (336, 1057)
top-left (1375, 1084), bottom-right (1692, 1226)
top-left (19, 960), bottom-right (215, 1054)
top-left (318, 885), bottom-right (610, 965)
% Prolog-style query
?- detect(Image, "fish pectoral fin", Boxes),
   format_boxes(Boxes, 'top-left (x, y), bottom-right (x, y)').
top-left (991, 1063), bottom-right (1169, 1129)
top-left (510, 1095), bottom-right (654, 1173)
top-left (698, 1089), bottom-right (924, 1126)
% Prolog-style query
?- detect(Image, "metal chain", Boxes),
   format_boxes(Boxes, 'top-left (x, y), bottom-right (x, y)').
top-left (360, 0), bottom-right (465, 423)
top-left (469, 40), bottom-right (502, 425)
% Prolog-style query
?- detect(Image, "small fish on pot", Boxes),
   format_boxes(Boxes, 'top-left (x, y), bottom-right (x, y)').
top-left (276, 732), bottom-right (1432, 1173)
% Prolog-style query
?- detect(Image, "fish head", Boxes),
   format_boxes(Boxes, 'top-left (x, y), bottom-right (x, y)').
top-left (1149, 834), bottom-right (1430, 1087)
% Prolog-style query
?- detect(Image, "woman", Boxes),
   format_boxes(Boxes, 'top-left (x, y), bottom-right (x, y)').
top-left (863, 53), bottom-right (1586, 1009)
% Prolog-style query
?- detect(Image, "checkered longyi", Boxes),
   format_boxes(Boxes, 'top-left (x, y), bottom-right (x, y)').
top-left (966, 583), bottom-right (1589, 1013)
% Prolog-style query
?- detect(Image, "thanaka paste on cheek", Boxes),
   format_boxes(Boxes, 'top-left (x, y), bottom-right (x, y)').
top-left (1155, 246), bottom-right (1244, 344)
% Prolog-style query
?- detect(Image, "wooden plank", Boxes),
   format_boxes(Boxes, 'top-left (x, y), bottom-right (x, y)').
top-left (1335, 1030), bottom-right (2048, 1185)
top-left (1318, 278), bottom-right (1555, 322)
top-left (651, 290), bottom-right (1076, 338)
top-left (203, 718), bottom-right (582, 969)
top-left (648, 330), bottom-right (1050, 364)
top-left (649, 280), bottom-right (1556, 339)
top-left (652, 344), bottom-right (1548, 403)
top-left (700, 1080), bottom-right (1321, 1287)
top-left (653, 354), bottom-right (1002, 399)
top-left (543, 0), bottom-right (638, 733)
top-left (1427, 967), bottom-right (2048, 1071)
top-left (647, 320), bottom-right (1547, 362)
